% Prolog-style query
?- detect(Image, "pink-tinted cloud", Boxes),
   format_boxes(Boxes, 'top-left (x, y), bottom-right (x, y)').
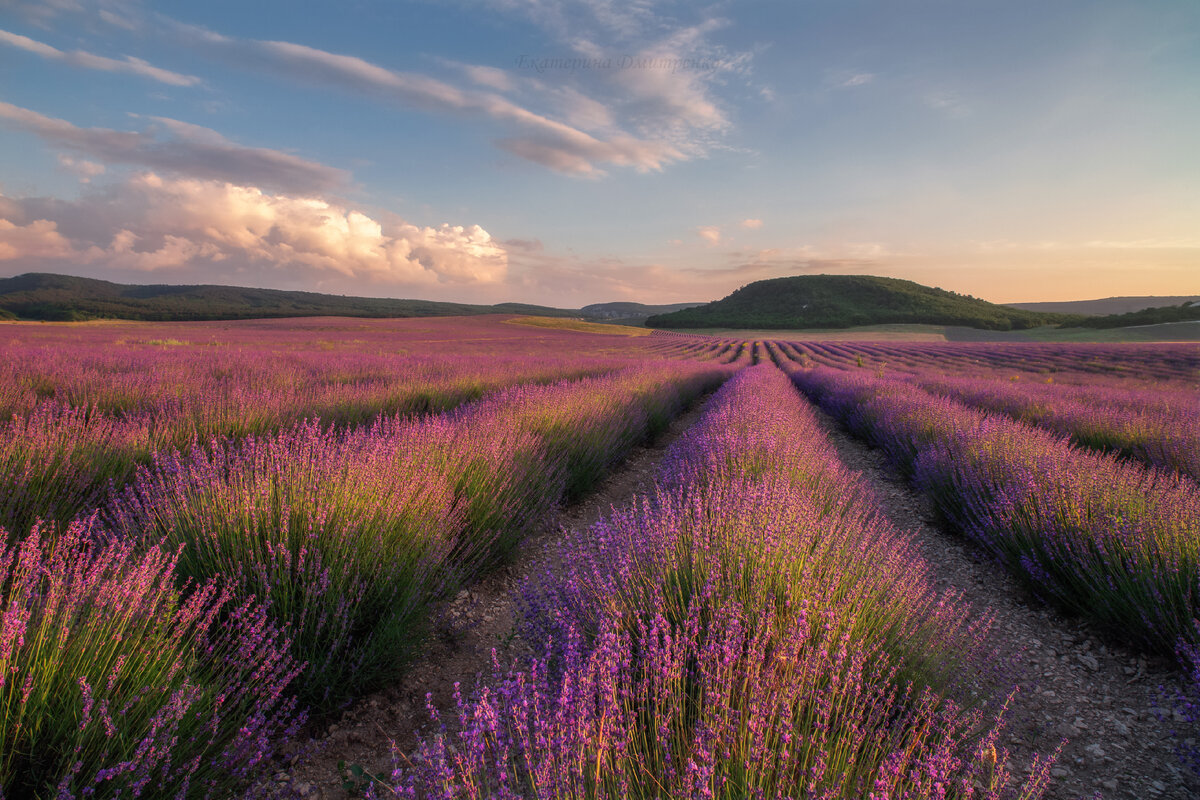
top-left (0, 173), bottom-right (507, 287)
top-left (0, 27), bottom-right (200, 86)
top-left (696, 225), bottom-right (721, 246)
top-left (0, 218), bottom-right (75, 261)
top-left (0, 102), bottom-right (347, 193)
top-left (739, 218), bottom-right (763, 229)
top-left (56, 154), bottom-right (106, 182)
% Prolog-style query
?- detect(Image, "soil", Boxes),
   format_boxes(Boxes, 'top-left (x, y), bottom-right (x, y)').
top-left (276, 399), bottom-right (712, 798)
top-left (809, 406), bottom-right (1200, 800)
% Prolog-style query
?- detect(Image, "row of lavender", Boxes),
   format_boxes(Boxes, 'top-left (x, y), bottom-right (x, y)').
top-left (0, 315), bottom-right (675, 428)
top-left (770, 340), bottom-right (1200, 486)
top-left (785, 364), bottom-right (1200, 658)
top-left (779, 340), bottom-right (1200, 385)
top-left (0, 354), bottom-right (630, 535)
top-left (385, 365), bottom-right (1054, 798)
top-left (1, 362), bottom-right (730, 798)
top-left (0, 330), bottom-right (751, 537)
top-left (911, 374), bottom-right (1200, 483)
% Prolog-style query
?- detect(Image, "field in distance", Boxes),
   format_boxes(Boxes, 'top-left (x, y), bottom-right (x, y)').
top-left (680, 321), bottom-right (1200, 342)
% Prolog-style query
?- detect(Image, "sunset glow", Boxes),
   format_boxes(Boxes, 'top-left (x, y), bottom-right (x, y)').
top-left (1, 0), bottom-right (1197, 305)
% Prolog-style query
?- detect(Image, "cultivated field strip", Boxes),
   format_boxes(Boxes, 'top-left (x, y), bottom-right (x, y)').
top-left (5, 315), bottom-right (1199, 799)
top-left (783, 366), bottom-right (1200, 738)
top-left (0, 357), bottom-right (631, 535)
top-left (0, 323), bottom-right (745, 538)
top-left (779, 340), bottom-right (1200, 384)
top-left (0, 353), bottom-right (729, 797)
top-left (767, 338), bottom-right (1200, 482)
top-left (810, 405), bottom-right (1197, 799)
top-left (909, 375), bottom-right (1200, 483)
top-left (382, 364), bottom-right (1054, 798)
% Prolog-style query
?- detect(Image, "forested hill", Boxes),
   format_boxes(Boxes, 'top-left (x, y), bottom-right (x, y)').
top-left (645, 275), bottom-right (1085, 331)
top-left (1062, 300), bottom-right (1200, 329)
top-left (0, 273), bottom-right (574, 322)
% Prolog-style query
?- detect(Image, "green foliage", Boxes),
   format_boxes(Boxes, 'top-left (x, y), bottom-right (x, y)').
top-left (337, 760), bottom-right (387, 796)
top-left (0, 273), bottom-right (577, 322)
top-left (1064, 301), bottom-right (1200, 329)
top-left (645, 274), bottom-right (1084, 331)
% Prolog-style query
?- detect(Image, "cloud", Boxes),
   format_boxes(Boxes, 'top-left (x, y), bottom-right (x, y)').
top-left (1, 0), bottom-right (85, 28)
top-left (550, 85), bottom-right (615, 131)
top-left (739, 218), bottom-right (763, 230)
top-left (697, 225), bottom-right (722, 246)
top-left (838, 72), bottom-right (873, 88)
top-left (0, 218), bottom-right (76, 261)
top-left (0, 27), bottom-right (200, 86)
top-left (0, 173), bottom-right (507, 287)
top-left (56, 154), bottom-right (106, 182)
top-left (0, 102), bottom-right (348, 193)
top-left (164, 23), bottom-right (682, 177)
top-left (923, 90), bottom-right (971, 118)
top-left (611, 20), bottom-right (734, 148)
top-left (456, 62), bottom-right (516, 92)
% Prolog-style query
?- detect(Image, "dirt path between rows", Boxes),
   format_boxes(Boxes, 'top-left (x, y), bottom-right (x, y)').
top-left (808, 406), bottom-right (1198, 800)
top-left (279, 399), bottom-right (712, 798)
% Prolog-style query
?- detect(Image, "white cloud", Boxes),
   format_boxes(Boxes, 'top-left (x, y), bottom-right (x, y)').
top-left (165, 24), bottom-right (682, 177)
top-left (697, 225), bottom-right (721, 246)
top-left (739, 218), bottom-right (763, 230)
top-left (839, 72), bottom-right (873, 88)
top-left (0, 27), bottom-right (200, 86)
top-left (611, 20), bottom-right (733, 148)
top-left (56, 154), bottom-right (106, 182)
top-left (0, 173), bottom-right (507, 286)
top-left (0, 102), bottom-right (348, 193)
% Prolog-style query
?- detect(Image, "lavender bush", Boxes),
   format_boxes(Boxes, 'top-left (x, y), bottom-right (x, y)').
top-left (0, 519), bottom-right (303, 798)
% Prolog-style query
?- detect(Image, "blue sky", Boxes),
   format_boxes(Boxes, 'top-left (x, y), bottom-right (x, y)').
top-left (1, 0), bottom-right (1197, 305)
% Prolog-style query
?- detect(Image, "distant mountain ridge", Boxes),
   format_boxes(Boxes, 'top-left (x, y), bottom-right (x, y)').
top-left (3, 272), bottom-right (1195, 330)
top-left (0, 273), bottom-right (576, 322)
top-left (645, 275), bottom-right (1085, 331)
top-left (1062, 300), bottom-right (1200, 329)
top-left (1006, 296), bottom-right (1200, 315)
top-left (580, 301), bottom-right (705, 324)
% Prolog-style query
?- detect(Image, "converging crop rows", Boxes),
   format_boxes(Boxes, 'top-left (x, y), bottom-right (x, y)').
top-left (0, 317), bottom-right (1197, 798)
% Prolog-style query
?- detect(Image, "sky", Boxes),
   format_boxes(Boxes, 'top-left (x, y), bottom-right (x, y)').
top-left (0, 0), bottom-right (1197, 307)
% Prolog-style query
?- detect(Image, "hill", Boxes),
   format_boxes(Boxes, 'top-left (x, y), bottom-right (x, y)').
top-left (580, 301), bottom-right (705, 324)
top-left (1061, 300), bottom-right (1200, 329)
top-left (0, 273), bottom-right (575, 322)
top-left (644, 275), bottom-right (1084, 331)
top-left (1006, 296), bottom-right (1200, 316)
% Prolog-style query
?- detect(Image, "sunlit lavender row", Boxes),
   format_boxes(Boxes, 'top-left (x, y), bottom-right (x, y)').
top-left (0, 320), bottom-right (737, 536)
top-left (911, 374), bottom-right (1200, 483)
top-left (0, 317), bottom-right (731, 798)
top-left (384, 365), bottom-right (1054, 798)
top-left (778, 340), bottom-right (1200, 386)
top-left (786, 365), bottom-right (1200, 661)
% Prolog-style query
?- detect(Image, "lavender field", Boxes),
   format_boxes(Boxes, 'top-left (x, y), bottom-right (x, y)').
top-left (2, 317), bottom-right (1198, 799)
